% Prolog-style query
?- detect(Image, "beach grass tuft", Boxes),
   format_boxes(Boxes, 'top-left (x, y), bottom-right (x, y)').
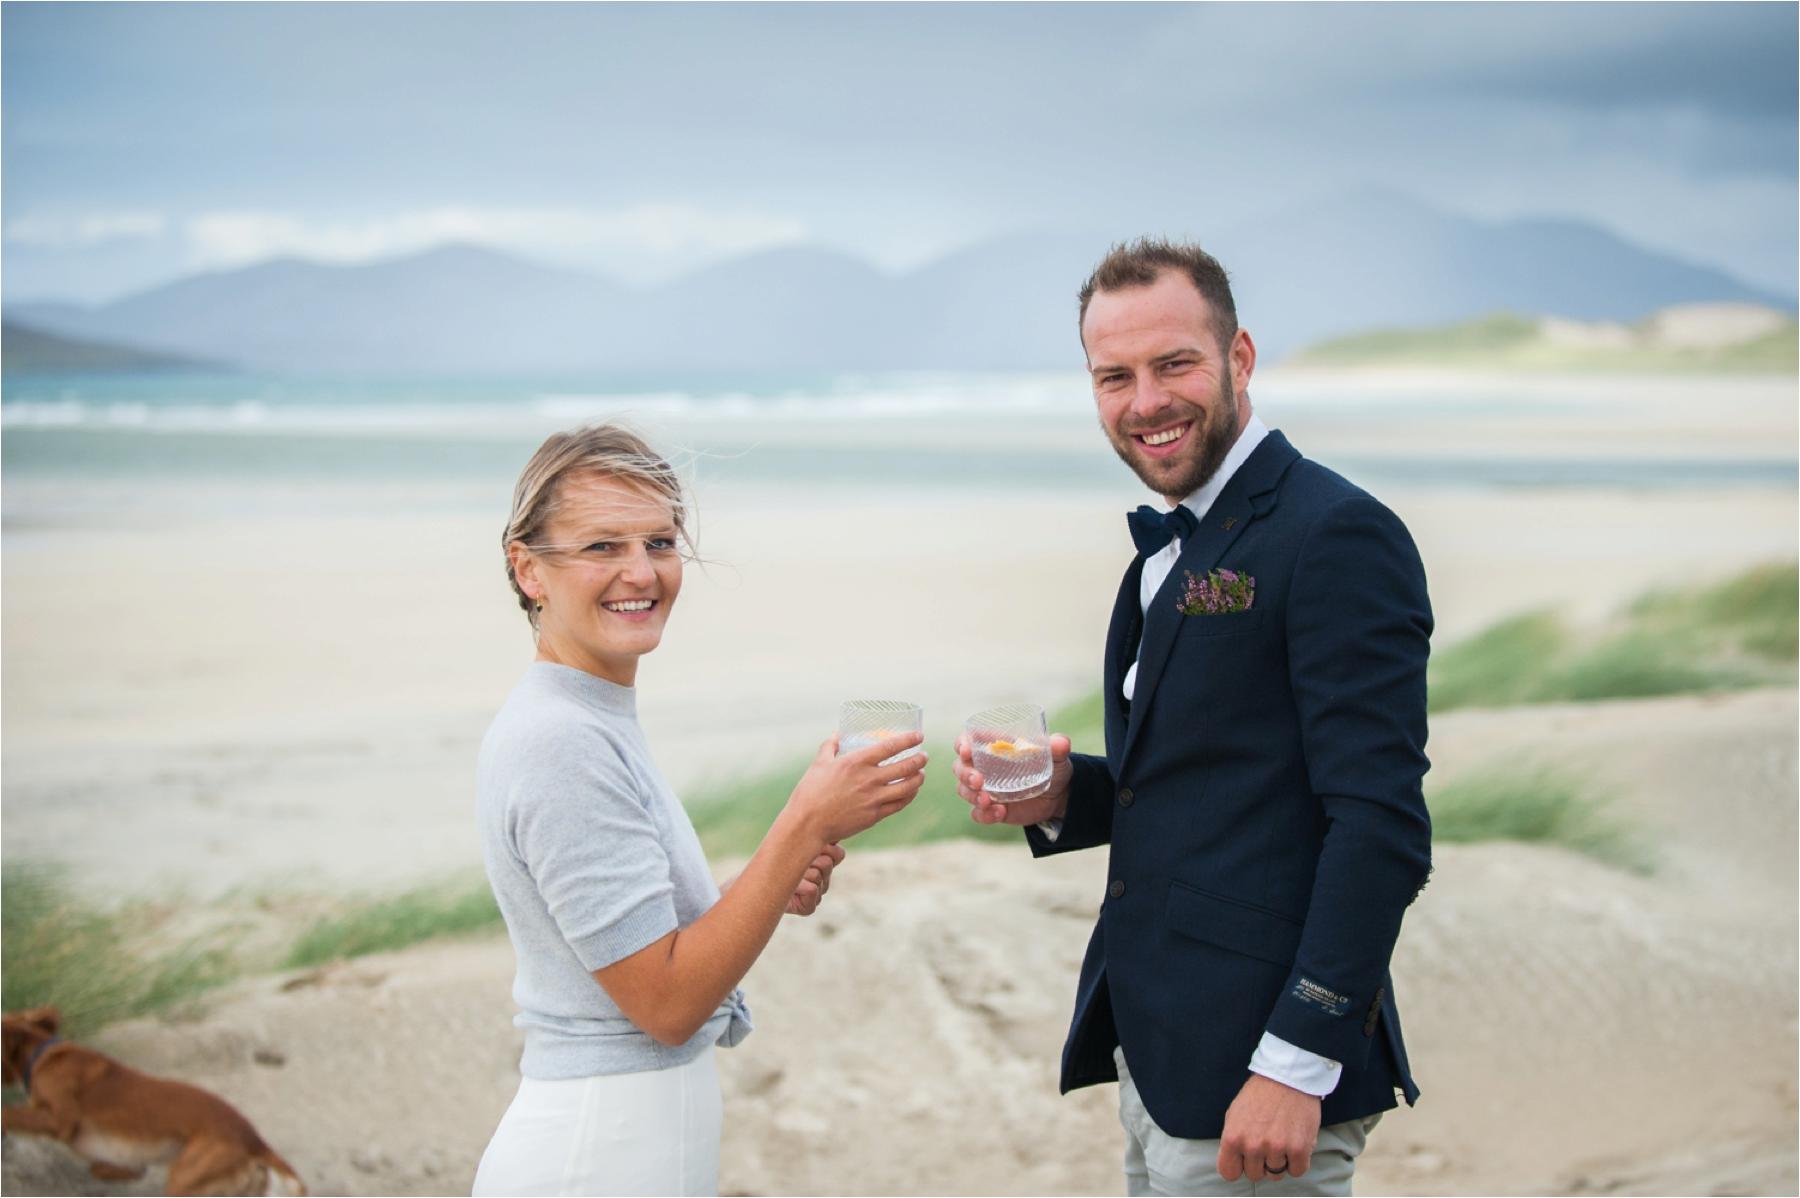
top-left (688, 746), bottom-right (1019, 857)
top-left (283, 876), bottom-right (501, 969)
top-left (1541, 632), bottom-right (1757, 702)
top-left (692, 567), bottom-right (1793, 856)
top-left (1426, 610), bottom-right (1568, 712)
top-left (1628, 560), bottom-right (1799, 661)
top-left (1429, 763), bottom-right (1649, 873)
top-left (1289, 311), bottom-right (1798, 372)
top-left (1, 863), bottom-right (237, 1035)
top-left (1430, 561), bottom-right (1796, 712)
top-left (689, 693), bottom-right (1107, 858)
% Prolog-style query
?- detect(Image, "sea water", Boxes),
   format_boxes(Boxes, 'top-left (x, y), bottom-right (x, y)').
top-left (5, 368), bottom-right (1792, 522)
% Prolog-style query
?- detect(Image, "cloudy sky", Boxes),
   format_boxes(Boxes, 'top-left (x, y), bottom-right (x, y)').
top-left (4, 2), bottom-right (1795, 303)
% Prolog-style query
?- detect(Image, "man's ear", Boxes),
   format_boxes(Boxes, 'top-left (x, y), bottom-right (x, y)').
top-left (1230, 328), bottom-right (1257, 393)
top-left (1229, 328), bottom-right (1257, 426)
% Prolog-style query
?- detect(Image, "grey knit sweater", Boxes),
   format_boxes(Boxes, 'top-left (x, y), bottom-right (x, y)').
top-left (478, 661), bottom-right (752, 1078)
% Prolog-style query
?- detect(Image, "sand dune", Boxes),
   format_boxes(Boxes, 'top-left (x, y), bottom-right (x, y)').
top-left (5, 689), bottom-right (1793, 1197)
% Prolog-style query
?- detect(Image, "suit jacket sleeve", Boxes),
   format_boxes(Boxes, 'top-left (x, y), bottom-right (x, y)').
top-left (1263, 493), bottom-right (1433, 1066)
top-left (1023, 751), bottom-right (1115, 856)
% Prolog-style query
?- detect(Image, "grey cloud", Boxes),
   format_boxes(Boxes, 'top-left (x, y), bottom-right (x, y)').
top-left (2, 2), bottom-right (1792, 300)
top-left (1139, 3), bottom-right (1796, 123)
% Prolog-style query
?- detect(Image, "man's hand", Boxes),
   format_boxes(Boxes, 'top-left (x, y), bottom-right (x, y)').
top-left (1216, 1073), bottom-right (1321, 1183)
top-left (953, 733), bottom-right (1073, 827)
top-left (785, 843), bottom-right (845, 916)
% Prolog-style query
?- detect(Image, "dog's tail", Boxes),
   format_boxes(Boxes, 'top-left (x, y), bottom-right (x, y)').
top-left (256, 1148), bottom-right (307, 1197)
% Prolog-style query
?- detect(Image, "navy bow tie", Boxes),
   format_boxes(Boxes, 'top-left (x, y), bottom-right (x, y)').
top-left (1127, 503), bottom-right (1199, 556)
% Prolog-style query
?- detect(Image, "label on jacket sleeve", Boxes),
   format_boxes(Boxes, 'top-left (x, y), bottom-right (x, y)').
top-left (1291, 977), bottom-right (1352, 1017)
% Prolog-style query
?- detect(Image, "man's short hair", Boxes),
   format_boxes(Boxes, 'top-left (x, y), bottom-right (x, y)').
top-left (1077, 237), bottom-right (1237, 352)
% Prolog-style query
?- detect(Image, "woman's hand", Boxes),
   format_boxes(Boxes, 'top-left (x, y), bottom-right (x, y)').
top-left (786, 843), bottom-right (846, 915)
top-left (592, 742), bottom-right (915, 1048)
top-left (786, 732), bottom-right (927, 845)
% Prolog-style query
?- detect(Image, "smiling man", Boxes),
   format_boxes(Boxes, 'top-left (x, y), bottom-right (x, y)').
top-left (956, 239), bottom-right (1434, 1195)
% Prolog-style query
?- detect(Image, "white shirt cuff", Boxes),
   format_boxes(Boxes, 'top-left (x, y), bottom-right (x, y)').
top-left (1035, 818), bottom-right (1064, 842)
top-left (1249, 1032), bottom-right (1341, 1097)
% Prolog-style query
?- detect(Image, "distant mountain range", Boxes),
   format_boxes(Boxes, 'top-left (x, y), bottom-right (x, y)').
top-left (5, 194), bottom-right (1791, 374)
top-left (0, 321), bottom-right (227, 374)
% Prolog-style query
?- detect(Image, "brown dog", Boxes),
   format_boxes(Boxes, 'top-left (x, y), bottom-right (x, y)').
top-left (2, 1007), bottom-right (305, 1196)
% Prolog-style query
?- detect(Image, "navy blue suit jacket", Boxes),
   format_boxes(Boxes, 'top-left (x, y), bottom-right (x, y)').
top-left (1025, 429), bottom-right (1432, 1140)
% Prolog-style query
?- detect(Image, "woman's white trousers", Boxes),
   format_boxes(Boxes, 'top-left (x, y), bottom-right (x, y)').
top-left (472, 1047), bottom-right (720, 1196)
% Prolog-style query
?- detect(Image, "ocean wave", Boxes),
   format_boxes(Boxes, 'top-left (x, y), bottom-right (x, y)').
top-left (2, 398), bottom-right (543, 433)
top-left (1, 373), bottom-right (1093, 433)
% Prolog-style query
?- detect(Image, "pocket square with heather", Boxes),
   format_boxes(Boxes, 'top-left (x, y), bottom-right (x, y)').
top-left (1179, 568), bottom-right (1255, 615)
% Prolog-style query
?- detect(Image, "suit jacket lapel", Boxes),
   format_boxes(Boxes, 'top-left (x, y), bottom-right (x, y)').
top-left (1101, 557), bottom-right (1144, 772)
top-left (1119, 431), bottom-right (1301, 770)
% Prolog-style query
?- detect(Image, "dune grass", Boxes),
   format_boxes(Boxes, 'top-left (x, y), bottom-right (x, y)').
top-left (688, 694), bottom-right (1645, 870)
top-left (1290, 311), bottom-right (1799, 372)
top-left (21, 570), bottom-right (1777, 1020)
top-left (689, 569), bottom-right (1797, 861)
top-left (283, 875), bottom-right (502, 969)
top-left (1, 863), bottom-right (237, 1036)
top-left (1426, 610), bottom-right (1568, 712)
top-left (688, 748), bottom-right (1017, 858)
top-left (689, 693), bottom-right (1107, 858)
top-left (1428, 764), bottom-right (1649, 873)
top-left (1292, 313), bottom-right (1541, 366)
top-left (0, 864), bottom-right (505, 1032)
top-left (1429, 561), bottom-right (1796, 712)
top-left (1626, 561), bottom-right (1799, 661)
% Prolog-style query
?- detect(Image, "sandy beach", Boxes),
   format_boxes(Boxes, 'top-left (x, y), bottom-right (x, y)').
top-left (2, 371), bottom-right (1795, 1194)
top-left (3, 687), bottom-right (1794, 1196)
top-left (4, 479), bottom-right (1793, 899)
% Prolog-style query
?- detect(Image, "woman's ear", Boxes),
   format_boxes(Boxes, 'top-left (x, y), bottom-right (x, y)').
top-left (507, 542), bottom-right (542, 602)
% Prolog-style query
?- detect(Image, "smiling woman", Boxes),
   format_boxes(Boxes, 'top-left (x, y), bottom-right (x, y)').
top-left (508, 459), bottom-right (688, 685)
top-left (474, 425), bottom-right (928, 1197)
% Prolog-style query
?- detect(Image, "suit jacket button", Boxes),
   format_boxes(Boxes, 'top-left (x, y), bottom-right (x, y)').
top-left (1117, 787), bottom-right (1134, 807)
top-left (1108, 879), bottom-right (1126, 899)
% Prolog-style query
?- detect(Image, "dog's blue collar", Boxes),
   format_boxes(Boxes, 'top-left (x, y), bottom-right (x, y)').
top-left (21, 1036), bottom-right (60, 1091)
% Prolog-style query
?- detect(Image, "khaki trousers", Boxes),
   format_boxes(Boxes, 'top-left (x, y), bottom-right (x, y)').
top-left (1115, 1047), bottom-right (1378, 1197)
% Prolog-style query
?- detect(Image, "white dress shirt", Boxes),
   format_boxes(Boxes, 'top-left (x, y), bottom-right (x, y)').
top-left (1041, 416), bottom-right (1343, 1099)
top-left (1123, 415), bottom-right (1268, 701)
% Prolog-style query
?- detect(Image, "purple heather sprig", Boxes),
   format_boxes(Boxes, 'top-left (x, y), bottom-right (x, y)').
top-left (1179, 568), bottom-right (1256, 616)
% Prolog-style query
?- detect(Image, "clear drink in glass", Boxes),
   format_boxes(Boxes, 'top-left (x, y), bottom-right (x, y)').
top-left (838, 699), bottom-right (924, 764)
top-left (965, 703), bottom-right (1052, 801)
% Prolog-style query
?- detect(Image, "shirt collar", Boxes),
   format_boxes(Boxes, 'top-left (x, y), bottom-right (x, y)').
top-left (1175, 414), bottom-right (1269, 525)
top-left (530, 661), bottom-right (637, 716)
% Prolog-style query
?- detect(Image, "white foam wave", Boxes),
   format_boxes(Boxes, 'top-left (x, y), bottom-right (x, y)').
top-left (2, 373), bottom-right (1094, 434)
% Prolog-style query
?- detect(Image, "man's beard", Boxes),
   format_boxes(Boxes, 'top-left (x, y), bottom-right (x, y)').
top-left (1105, 365), bottom-right (1240, 501)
